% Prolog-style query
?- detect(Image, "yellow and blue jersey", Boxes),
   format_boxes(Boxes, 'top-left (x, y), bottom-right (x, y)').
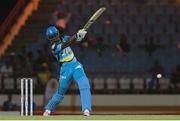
top-left (51, 35), bottom-right (74, 62)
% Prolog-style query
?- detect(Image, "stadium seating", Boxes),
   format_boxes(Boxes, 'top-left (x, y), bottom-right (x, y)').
top-left (93, 77), bottom-right (105, 90)
top-left (3, 77), bottom-right (14, 89)
top-left (1, 0), bottom-right (180, 94)
top-left (0, 77), bottom-right (2, 89)
top-left (158, 78), bottom-right (170, 90)
top-left (132, 77), bottom-right (144, 90)
top-left (106, 77), bottom-right (117, 89)
top-left (119, 77), bottom-right (131, 90)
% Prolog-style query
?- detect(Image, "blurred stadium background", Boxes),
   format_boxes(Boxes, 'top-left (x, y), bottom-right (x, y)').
top-left (0, 0), bottom-right (180, 116)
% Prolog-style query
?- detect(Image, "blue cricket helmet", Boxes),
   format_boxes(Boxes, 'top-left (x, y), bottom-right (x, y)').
top-left (46, 26), bottom-right (60, 42)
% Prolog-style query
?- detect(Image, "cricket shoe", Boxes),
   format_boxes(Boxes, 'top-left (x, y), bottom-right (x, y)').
top-left (83, 109), bottom-right (90, 116)
top-left (43, 110), bottom-right (51, 116)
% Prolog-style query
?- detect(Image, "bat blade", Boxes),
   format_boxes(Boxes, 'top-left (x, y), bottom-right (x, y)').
top-left (83, 7), bottom-right (106, 31)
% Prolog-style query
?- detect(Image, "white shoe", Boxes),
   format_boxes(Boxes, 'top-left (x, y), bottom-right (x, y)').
top-left (83, 109), bottom-right (90, 116)
top-left (43, 110), bottom-right (51, 116)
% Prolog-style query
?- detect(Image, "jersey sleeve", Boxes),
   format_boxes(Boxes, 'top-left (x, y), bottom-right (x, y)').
top-left (51, 43), bottom-right (62, 54)
top-left (62, 35), bottom-right (70, 42)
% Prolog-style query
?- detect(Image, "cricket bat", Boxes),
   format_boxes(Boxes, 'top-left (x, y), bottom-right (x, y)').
top-left (82, 7), bottom-right (106, 31)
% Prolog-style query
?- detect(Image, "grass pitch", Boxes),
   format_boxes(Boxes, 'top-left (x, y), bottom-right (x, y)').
top-left (0, 115), bottom-right (180, 120)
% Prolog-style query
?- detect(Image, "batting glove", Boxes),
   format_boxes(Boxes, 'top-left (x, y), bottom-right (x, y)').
top-left (76, 29), bottom-right (87, 41)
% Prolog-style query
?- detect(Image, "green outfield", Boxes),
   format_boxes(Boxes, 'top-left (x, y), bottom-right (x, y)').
top-left (0, 115), bottom-right (180, 120)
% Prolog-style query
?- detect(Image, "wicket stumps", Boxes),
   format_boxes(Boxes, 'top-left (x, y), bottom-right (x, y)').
top-left (21, 78), bottom-right (33, 116)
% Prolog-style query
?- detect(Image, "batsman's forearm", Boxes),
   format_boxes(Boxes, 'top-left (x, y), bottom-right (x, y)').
top-left (61, 34), bottom-right (77, 49)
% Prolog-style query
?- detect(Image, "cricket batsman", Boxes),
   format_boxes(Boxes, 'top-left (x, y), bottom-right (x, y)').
top-left (43, 25), bottom-right (91, 116)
